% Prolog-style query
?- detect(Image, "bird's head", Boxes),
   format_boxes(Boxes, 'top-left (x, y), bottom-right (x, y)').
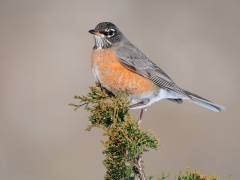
top-left (89, 22), bottom-right (123, 49)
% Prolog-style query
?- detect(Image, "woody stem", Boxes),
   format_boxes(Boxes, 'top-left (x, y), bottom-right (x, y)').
top-left (136, 108), bottom-right (146, 180)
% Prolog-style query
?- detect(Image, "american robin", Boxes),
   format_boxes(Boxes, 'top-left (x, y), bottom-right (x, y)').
top-left (88, 22), bottom-right (225, 113)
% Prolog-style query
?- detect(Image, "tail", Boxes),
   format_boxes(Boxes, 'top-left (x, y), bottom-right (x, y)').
top-left (184, 90), bottom-right (225, 112)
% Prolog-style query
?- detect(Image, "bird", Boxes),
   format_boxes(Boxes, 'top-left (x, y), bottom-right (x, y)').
top-left (88, 22), bottom-right (225, 117)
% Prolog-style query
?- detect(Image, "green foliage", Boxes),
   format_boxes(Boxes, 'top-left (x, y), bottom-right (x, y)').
top-left (175, 168), bottom-right (220, 180)
top-left (70, 86), bottom-right (160, 180)
top-left (158, 171), bottom-right (171, 180)
top-left (70, 86), bottom-right (226, 180)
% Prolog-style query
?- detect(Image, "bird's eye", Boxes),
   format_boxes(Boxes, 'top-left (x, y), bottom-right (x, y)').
top-left (108, 29), bottom-right (116, 36)
top-left (103, 28), bottom-right (116, 37)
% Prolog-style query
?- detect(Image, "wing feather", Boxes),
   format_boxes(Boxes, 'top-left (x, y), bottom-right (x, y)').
top-left (115, 44), bottom-right (190, 98)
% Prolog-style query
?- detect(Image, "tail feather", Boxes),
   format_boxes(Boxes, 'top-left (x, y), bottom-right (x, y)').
top-left (184, 90), bottom-right (225, 112)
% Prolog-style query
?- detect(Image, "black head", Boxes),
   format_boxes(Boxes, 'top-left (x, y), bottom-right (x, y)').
top-left (89, 22), bottom-right (123, 48)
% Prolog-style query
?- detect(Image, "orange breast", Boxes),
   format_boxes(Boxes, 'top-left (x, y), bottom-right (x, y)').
top-left (91, 48), bottom-right (158, 96)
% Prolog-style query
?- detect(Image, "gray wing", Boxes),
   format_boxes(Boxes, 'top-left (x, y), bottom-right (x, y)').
top-left (115, 44), bottom-right (190, 98)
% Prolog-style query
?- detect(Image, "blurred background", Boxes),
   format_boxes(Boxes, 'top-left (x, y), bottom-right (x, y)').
top-left (0, 0), bottom-right (239, 179)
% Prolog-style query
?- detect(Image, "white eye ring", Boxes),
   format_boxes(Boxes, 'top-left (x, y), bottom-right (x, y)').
top-left (106, 28), bottom-right (116, 37)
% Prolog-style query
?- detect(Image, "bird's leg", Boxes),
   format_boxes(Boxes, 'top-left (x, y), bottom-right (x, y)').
top-left (129, 104), bottom-right (145, 126)
top-left (95, 82), bottom-right (101, 87)
top-left (129, 99), bottom-right (149, 126)
top-left (129, 105), bottom-right (145, 126)
top-left (129, 100), bottom-right (149, 127)
top-left (138, 108), bottom-right (145, 127)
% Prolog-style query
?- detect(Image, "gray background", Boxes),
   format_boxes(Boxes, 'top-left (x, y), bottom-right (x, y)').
top-left (0, 0), bottom-right (239, 179)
